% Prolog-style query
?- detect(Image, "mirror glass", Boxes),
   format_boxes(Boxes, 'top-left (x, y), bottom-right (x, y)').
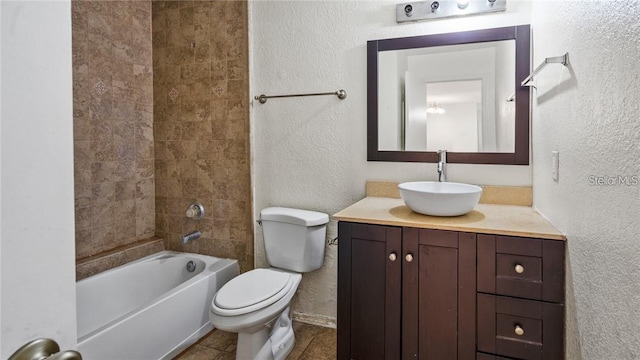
top-left (368, 25), bottom-right (531, 165)
top-left (378, 41), bottom-right (515, 153)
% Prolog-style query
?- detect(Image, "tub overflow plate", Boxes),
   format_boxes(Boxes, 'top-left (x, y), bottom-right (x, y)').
top-left (186, 261), bottom-right (196, 272)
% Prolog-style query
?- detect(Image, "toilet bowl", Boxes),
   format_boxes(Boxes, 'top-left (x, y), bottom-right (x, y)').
top-left (210, 268), bottom-right (301, 333)
top-left (210, 269), bottom-right (302, 360)
top-left (209, 207), bottom-right (329, 360)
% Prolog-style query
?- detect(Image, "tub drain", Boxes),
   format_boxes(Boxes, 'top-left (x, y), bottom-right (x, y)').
top-left (186, 261), bottom-right (196, 272)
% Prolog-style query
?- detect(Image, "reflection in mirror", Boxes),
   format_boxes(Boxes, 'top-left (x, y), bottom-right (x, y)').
top-left (368, 25), bottom-right (531, 165)
top-left (378, 40), bottom-right (515, 153)
top-left (424, 80), bottom-right (482, 152)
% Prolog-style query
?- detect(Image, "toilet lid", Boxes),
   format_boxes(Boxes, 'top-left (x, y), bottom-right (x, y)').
top-left (214, 269), bottom-right (292, 312)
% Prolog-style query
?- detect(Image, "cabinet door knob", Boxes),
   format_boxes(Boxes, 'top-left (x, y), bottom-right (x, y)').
top-left (389, 252), bottom-right (397, 261)
top-left (514, 325), bottom-right (525, 336)
top-left (514, 264), bottom-right (525, 274)
top-left (405, 253), bottom-right (414, 262)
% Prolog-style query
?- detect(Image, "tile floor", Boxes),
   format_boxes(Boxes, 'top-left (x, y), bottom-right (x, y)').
top-left (175, 322), bottom-right (336, 360)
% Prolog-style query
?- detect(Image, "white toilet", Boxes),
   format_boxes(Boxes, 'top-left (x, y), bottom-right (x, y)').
top-left (209, 207), bottom-right (329, 360)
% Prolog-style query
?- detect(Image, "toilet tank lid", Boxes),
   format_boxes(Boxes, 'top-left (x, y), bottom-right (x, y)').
top-left (260, 207), bottom-right (329, 226)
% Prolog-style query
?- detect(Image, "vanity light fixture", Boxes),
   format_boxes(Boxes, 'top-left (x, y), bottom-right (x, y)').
top-left (426, 102), bottom-right (446, 114)
top-left (396, 0), bottom-right (506, 23)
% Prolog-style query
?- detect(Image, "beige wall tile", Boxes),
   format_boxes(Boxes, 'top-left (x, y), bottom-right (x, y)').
top-left (73, 0), bottom-right (251, 275)
top-left (151, 0), bottom-right (251, 273)
top-left (73, 0), bottom-right (156, 264)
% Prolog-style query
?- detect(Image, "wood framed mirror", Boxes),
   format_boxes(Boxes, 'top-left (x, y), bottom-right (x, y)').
top-left (367, 25), bottom-right (531, 164)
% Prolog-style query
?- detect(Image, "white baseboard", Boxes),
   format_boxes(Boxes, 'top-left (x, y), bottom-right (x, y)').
top-left (292, 311), bottom-right (337, 329)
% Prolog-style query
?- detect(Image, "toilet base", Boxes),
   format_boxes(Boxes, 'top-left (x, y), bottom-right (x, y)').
top-left (235, 307), bottom-right (295, 360)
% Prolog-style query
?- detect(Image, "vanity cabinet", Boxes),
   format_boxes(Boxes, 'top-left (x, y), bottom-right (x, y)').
top-left (337, 222), bottom-right (477, 360)
top-left (337, 222), bottom-right (565, 360)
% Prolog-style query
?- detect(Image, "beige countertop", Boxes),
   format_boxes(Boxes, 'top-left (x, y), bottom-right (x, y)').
top-left (333, 197), bottom-right (566, 241)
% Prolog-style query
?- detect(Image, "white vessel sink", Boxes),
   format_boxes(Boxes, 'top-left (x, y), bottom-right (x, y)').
top-left (398, 181), bottom-right (483, 217)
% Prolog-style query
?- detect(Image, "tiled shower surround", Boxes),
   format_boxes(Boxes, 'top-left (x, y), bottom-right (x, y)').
top-left (72, 1), bottom-right (156, 274)
top-left (152, 0), bottom-right (253, 273)
top-left (72, 0), bottom-right (252, 276)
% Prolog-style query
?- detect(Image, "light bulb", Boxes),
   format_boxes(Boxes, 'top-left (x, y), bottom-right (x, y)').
top-left (457, 0), bottom-right (470, 9)
top-left (426, 102), bottom-right (446, 115)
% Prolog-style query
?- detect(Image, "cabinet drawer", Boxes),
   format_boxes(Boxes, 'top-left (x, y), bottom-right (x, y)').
top-left (477, 294), bottom-right (564, 360)
top-left (478, 235), bottom-right (564, 303)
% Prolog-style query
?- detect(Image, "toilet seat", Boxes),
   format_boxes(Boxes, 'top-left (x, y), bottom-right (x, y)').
top-left (212, 269), bottom-right (296, 316)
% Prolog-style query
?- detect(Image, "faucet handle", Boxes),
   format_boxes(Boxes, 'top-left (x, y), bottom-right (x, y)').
top-left (185, 202), bottom-right (205, 220)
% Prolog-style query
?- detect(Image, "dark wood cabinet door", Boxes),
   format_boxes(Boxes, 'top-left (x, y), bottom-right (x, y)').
top-left (338, 222), bottom-right (564, 360)
top-left (403, 229), bottom-right (477, 360)
top-left (337, 222), bottom-right (402, 360)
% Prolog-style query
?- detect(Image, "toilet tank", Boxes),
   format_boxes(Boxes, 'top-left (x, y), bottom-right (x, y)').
top-left (260, 207), bottom-right (329, 273)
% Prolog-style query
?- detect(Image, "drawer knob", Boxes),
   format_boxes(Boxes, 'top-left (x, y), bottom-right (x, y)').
top-left (389, 253), bottom-right (397, 261)
top-left (405, 253), bottom-right (414, 262)
top-left (514, 264), bottom-right (525, 274)
top-left (514, 325), bottom-right (525, 336)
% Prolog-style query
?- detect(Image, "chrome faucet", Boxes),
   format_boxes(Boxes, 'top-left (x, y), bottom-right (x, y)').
top-left (437, 150), bottom-right (447, 182)
top-left (182, 230), bottom-right (201, 244)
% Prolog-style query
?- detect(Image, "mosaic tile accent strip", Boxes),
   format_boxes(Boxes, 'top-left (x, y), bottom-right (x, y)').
top-left (168, 87), bottom-right (179, 101)
top-left (214, 85), bottom-right (225, 97)
top-left (94, 80), bottom-right (108, 95)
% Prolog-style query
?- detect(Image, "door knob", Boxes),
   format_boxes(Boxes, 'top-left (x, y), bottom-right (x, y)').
top-left (389, 252), bottom-right (397, 261)
top-left (405, 253), bottom-right (414, 262)
top-left (8, 338), bottom-right (82, 360)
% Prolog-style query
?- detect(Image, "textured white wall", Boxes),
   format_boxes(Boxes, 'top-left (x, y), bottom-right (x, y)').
top-left (250, 0), bottom-right (532, 322)
top-left (531, 1), bottom-right (640, 358)
top-left (1, 1), bottom-right (77, 356)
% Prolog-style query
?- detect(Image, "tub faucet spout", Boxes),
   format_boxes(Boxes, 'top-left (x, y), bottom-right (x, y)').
top-left (437, 150), bottom-right (447, 182)
top-left (182, 230), bottom-right (201, 244)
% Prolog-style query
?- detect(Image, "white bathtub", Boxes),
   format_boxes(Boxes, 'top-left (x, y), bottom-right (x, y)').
top-left (77, 251), bottom-right (238, 360)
